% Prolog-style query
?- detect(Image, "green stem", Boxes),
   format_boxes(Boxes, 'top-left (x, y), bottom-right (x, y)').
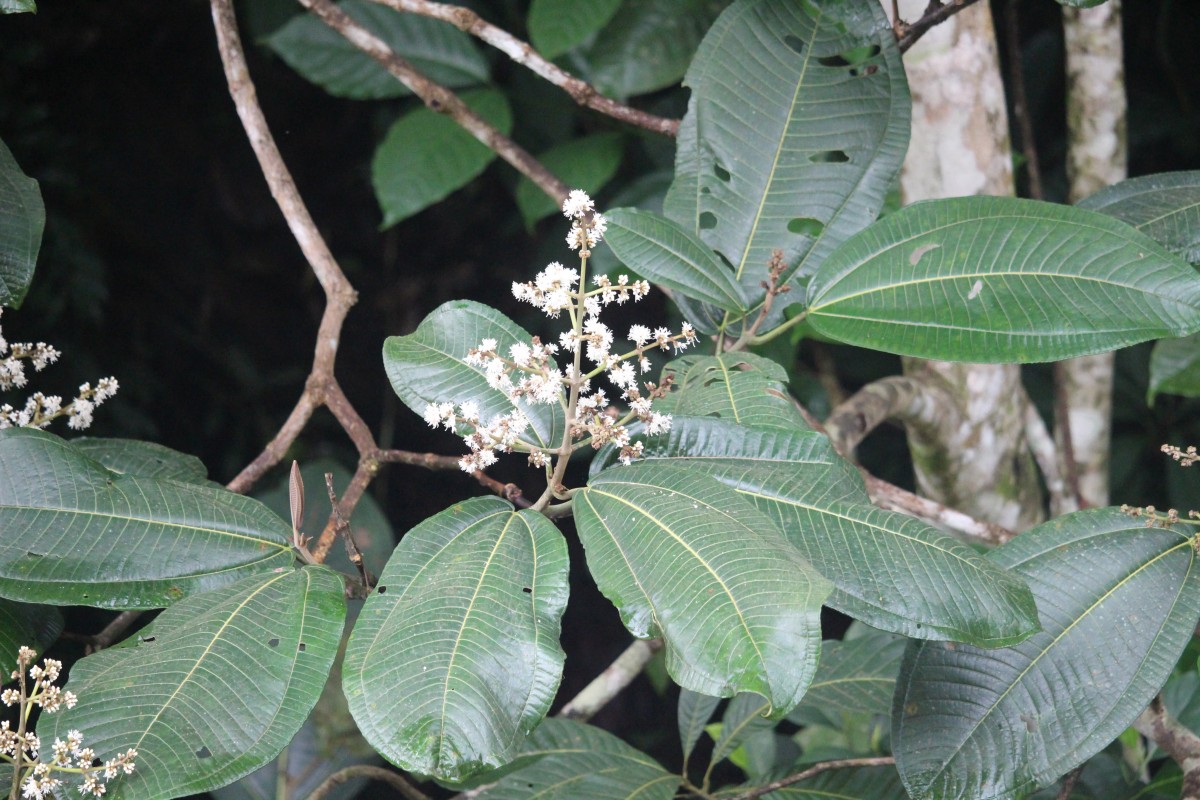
top-left (746, 310), bottom-right (808, 347)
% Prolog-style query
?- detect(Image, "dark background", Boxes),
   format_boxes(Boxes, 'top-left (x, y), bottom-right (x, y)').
top-left (1, 0), bottom-right (1199, 796)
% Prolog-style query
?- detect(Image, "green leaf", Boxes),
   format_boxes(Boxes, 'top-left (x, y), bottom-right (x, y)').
top-left (627, 416), bottom-right (1040, 647)
top-left (665, 0), bottom-right (910, 333)
top-left (0, 428), bottom-right (293, 608)
top-left (45, 567), bottom-right (346, 800)
top-left (660, 353), bottom-right (812, 431)
top-left (0, 599), bottom-right (62, 676)
top-left (806, 196), bottom-right (1200, 363)
top-left (515, 133), bottom-right (624, 228)
top-left (343, 497), bottom-right (569, 782)
top-left (373, 88), bottom-right (513, 227)
top-left (678, 689), bottom-right (722, 761)
top-left (788, 631), bottom-right (906, 727)
top-left (711, 693), bottom-right (773, 769)
top-left (71, 437), bottom-right (210, 483)
top-left (0, 137), bottom-right (44, 308)
top-left (0, 1), bottom-right (37, 13)
top-left (584, 0), bottom-right (727, 98)
top-left (893, 508), bottom-right (1200, 800)
top-left (1079, 171), bottom-right (1200, 264)
top-left (1149, 333), bottom-right (1200, 401)
top-left (576, 463), bottom-right (831, 716)
top-left (528, 0), bottom-right (622, 59)
top-left (265, 0), bottom-right (487, 100)
top-left (383, 300), bottom-right (567, 451)
top-left (765, 765), bottom-right (908, 798)
top-left (603, 207), bottom-right (748, 316)
top-left (473, 718), bottom-right (680, 800)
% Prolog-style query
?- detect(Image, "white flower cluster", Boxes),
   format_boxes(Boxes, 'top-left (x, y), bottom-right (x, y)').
top-left (0, 310), bottom-right (119, 431)
top-left (423, 190), bottom-right (699, 474)
top-left (1, 646), bottom-right (137, 798)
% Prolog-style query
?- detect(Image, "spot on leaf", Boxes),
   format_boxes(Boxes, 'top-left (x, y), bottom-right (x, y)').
top-left (196, 746), bottom-right (212, 759)
top-left (967, 280), bottom-right (983, 300)
top-left (909, 243), bottom-right (941, 265)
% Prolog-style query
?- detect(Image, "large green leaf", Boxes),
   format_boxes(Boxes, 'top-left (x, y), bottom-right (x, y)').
top-left (515, 133), bottom-right (624, 228)
top-left (1149, 332), bottom-right (1200, 400)
top-left (383, 300), bottom-right (567, 451)
top-left (373, 88), bottom-right (513, 227)
top-left (343, 497), bottom-right (569, 782)
top-left (71, 437), bottom-right (210, 483)
top-left (627, 416), bottom-right (1039, 646)
top-left (1, 1), bottom-right (38, 13)
top-left (0, 599), bottom-right (62, 676)
top-left (576, 463), bottom-right (831, 716)
top-left (0, 137), bottom-right (43, 308)
top-left (473, 718), bottom-right (680, 800)
top-left (0, 429), bottom-right (293, 608)
top-left (660, 352), bottom-right (812, 431)
top-left (806, 196), bottom-right (1200, 362)
top-left (678, 689), bottom-right (722, 761)
top-left (765, 765), bottom-right (908, 799)
top-left (604, 207), bottom-right (748, 316)
top-left (527, 0), bottom-right (622, 58)
top-left (665, 0), bottom-right (910, 333)
top-left (584, 0), bottom-right (727, 99)
top-left (893, 508), bottom-right (1200, 800)
top-left (45, 567), bottom-right (346, 800)
top-left (1080, 171), bottom-right (1200, 264)
top-left (711, 693), bottom-right (773, 769)
top-left (788, 631), bottom-right (906, 727)
top-left (265, 0), bottom-right (487, 100)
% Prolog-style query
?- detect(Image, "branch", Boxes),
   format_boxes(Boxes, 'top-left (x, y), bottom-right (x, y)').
top-left (61, 611), bottom-right (144, 653)
top-left (297, 0), bottom-right (569, 203)
top-left (823, 376), bottom-right (959, 457)
top-left (1023, 395), bottom-right (1073, 515)
top-left (897, 0), bottom-right (986, 53)
top-left (1003, 0), bottom-right (1044, 201)
top-left (725, 757), bottom-right (896, 800)
top-left (556, 638), bottom-right (663, 722)
top-left (307, 765), bottom-right (430, 800)
top-left (1135, 696), bottom-right (1200, 800)
top-left (864, 474), bottom-right (1015, 545)
top-left (367, 0), bottom-right (678, 137)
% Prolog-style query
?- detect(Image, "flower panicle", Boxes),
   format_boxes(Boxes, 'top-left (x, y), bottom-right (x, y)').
top-left (423, 190), bottom-right (698, 475)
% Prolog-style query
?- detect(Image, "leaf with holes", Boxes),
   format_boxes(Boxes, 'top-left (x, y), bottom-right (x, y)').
top-left (383, 300), bottom-right (567, 452)
top-left (527, 0), bottom-right (622, 58)
top-left (665, 0), bottom-right (909, 333)
top-left (0, 137), bottom-right (43, 308)
top-left (575, 463), bottom-right (831, 716)
top-left (343, 497), bottom-right (569, 782)
top-left (265, 0), bottom-right (487, 100)
top-left (0, 599), bottom-right (62, 677)
top-left (604, 207), bottom-right (748, 318)
top-left (71, 437), bottom-right (210, 483)
top-left (659, 353), bottom-right (811, 431)
top-left (893, 508), bottom-right (1200, 800)
top-left (788, 631), bottom-right (906, 727)
top-left (515, 132), bottom-right (624, 228)
top-left (621, 416), bottom-right (1039, 646)
top-left (1080, 170), bottom-right (1200, 264)
top-left (472, 718), bottom-right (680, 800)
top-left (44, 567), bottom-right (345, 800)
top-left (806, 196), bottom-right (1200, 362)
top-left (373, 88), bottom-right (513, 227)
top-left (0, 429), bottom-right (294, 608)
top-left (1150, 332), bottom-right (1200, 401)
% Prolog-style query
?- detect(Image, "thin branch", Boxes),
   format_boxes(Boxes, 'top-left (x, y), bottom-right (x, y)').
top-left (61, 611), bottom-right (144, 653)
top-left (325, 472), bottom-right (372, 588)
top-left (1135, 696), bottom-right (1200, 800)
top-left (1004, 0), bottom-right (1044, 200)
top-left (556, 638), bottom-right (664, 722)
top-left (1053, 362), bottom-right (1087, 510)
top-left (296, 0), bottom-right (569, 203)
top-left (898, 0), bottom-right (986, 53)
top-left (864, 474), bottom-right (1015, 545)
top-left (367, 0), bottom-right (678, 137)
top-left (1055, 766), bottom-right (1084, 800)
top-left (1023, 395), bottom-right (1073, 514)
top-left (725, 757), bottom-right (896, 800)
top-left (307, 765), bottom-right (431, 800)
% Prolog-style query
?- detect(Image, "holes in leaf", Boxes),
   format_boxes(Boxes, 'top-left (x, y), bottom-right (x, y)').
top-left (849, 64), bottom-right (879, 78)
top-left (699, 212), bottom-right (717, 230)
top-left (701, 186), bottom-right (711, 194)
top-left (783, 34), bottom-right (805, 54)
top-left (140, 636), bottom-right (156, 644)
top-left (376, 585), bottom-right (387, 594)
top-left (818, 44), bottom-right (881, 67)
top-left (787, 218), bottom-right (825, 237)
top-left (522, 587), bottom-right (532, 594)
top-left (267, 638), bottom-right (280, 648)
top-left (298, 642), bottom-right (307, 652)
top-left (713, 163), bottom-right (731, 182)
top-left (809, 150), bottom-right (850, 163)
top-left (196, 746), bottom-right (212, 760)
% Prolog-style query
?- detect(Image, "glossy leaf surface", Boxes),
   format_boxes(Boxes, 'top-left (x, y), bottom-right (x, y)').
top-left (0, 429), bottom-right (293, 608)
top-left (0, 137), bottom-right (43, 308)
top-left (266, 0), bottom-right (487, 99)
top-left (383, 300), bottom-right (566, 451)
top-left (0, 1), bottom-right (38, 13)
top-left (660, 353), bottom-right (811, 431)
top-left (678, 689), bottom-right (722, 761)
top-left (515, 132), bottom-right (623, 228)
top-left (71, 437), bottom-right (209, 483)
top-left (373, 88), bottom-right (512, 227)
top-left (604, 207), bottom-right (748, 315)
top-left (527, 0), bottom-right (622, 58)
top-left (806, 197), bottom-right (1200, 362)
top-left (344, 497), bottom-right (569, 782)
top-left (894, 509), bottom-right (1200, 800)
top-left (0, 599), bottom-right (62, 676)
top-left (665, 0), bottom-right (909, 331)
top-left (1080, 170), bottom-right (1200, 264)
top-left (1149, 332), bottom-right (1200, 400)
top-left (711, 693), bottom-right (773, 769)
top-left (576, 463), bottom-right (831, 716)
top-left (46, 567), bottom-right (346, 800)
top-left (473, 719), bottom-right (680, 800)
top-left (630, 416), bottom-right (1038, 646)
top-left (788, 631), bottom-right (906, 726)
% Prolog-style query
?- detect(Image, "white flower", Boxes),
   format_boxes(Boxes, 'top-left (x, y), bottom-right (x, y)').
top-left (646, 412), bottom-right (673, 435)
top-left (562, 189), bottom-right (594, 219)
top-left (628, 325), bottom-right (651, 346)
top-left (608, 362), bottom-right (637, 393)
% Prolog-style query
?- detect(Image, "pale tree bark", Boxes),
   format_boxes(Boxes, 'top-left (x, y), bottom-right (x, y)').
top-left (889, 0), bottom-right (1044, 531)
top-left (1055, 1), bottom-right (1127, 514)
